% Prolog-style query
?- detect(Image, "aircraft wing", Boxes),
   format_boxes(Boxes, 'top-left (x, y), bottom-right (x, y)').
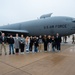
top-left (0, 29), bottom-right (29, 34)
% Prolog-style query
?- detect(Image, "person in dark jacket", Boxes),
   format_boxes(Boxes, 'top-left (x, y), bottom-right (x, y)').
top-left (43, 35), bottom-right (47, 51)
top-left (55, 33), bottom-right (62, 51)
top-left (19, 35), bottom-right (25, 54)
top-left (8, 35), bottom-right (14, 55)
top-left (72, 35), bottom-right (75, 44)
top-left (34, 36), bottom-right (39, 52)
top-left (0, 33), bottom-right (7, 55)
top-left (29, 36), bottom-right (34, 52)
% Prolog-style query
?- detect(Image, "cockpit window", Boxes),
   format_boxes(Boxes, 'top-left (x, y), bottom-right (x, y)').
top-left (72, 20), bottom-right (75, 23)
top-left (72, 18), bottom-right (75, 23)
top-left (66, 18), bottom-right (75, 23)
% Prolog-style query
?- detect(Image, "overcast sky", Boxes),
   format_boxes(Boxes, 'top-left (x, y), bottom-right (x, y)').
top-left (0, 0), bottom-right (75, 25)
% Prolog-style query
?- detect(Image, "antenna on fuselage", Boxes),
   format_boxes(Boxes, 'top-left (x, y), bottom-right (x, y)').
top-left (40, 13), bottom-right (53, 19)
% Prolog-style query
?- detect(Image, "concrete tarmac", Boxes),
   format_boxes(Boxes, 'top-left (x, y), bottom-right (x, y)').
top-left (0, 36), bottom-right (75, 75)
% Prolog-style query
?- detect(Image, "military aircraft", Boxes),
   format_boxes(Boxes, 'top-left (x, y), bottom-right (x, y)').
top-left (0, 13), bottom-right (75, 36)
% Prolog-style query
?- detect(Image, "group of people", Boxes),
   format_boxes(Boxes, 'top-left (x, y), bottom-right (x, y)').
top-left (0, 33), bottom-right (62, 55)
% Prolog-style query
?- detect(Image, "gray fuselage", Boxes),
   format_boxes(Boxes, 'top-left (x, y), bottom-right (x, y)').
top-left (0, 16), bottom-right (75, 36)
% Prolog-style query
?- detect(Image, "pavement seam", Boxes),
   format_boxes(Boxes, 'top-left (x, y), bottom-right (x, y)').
top-left (0, 54), bottom-right (51, 75)
top-left (0, 60), bottom-right (32, 75)
top-left (19, 54), bottom-right (51, 68)
top-left (0, 45), bottom-right (74, 75)
top-left (18, 46), bottom-right (73, 68)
